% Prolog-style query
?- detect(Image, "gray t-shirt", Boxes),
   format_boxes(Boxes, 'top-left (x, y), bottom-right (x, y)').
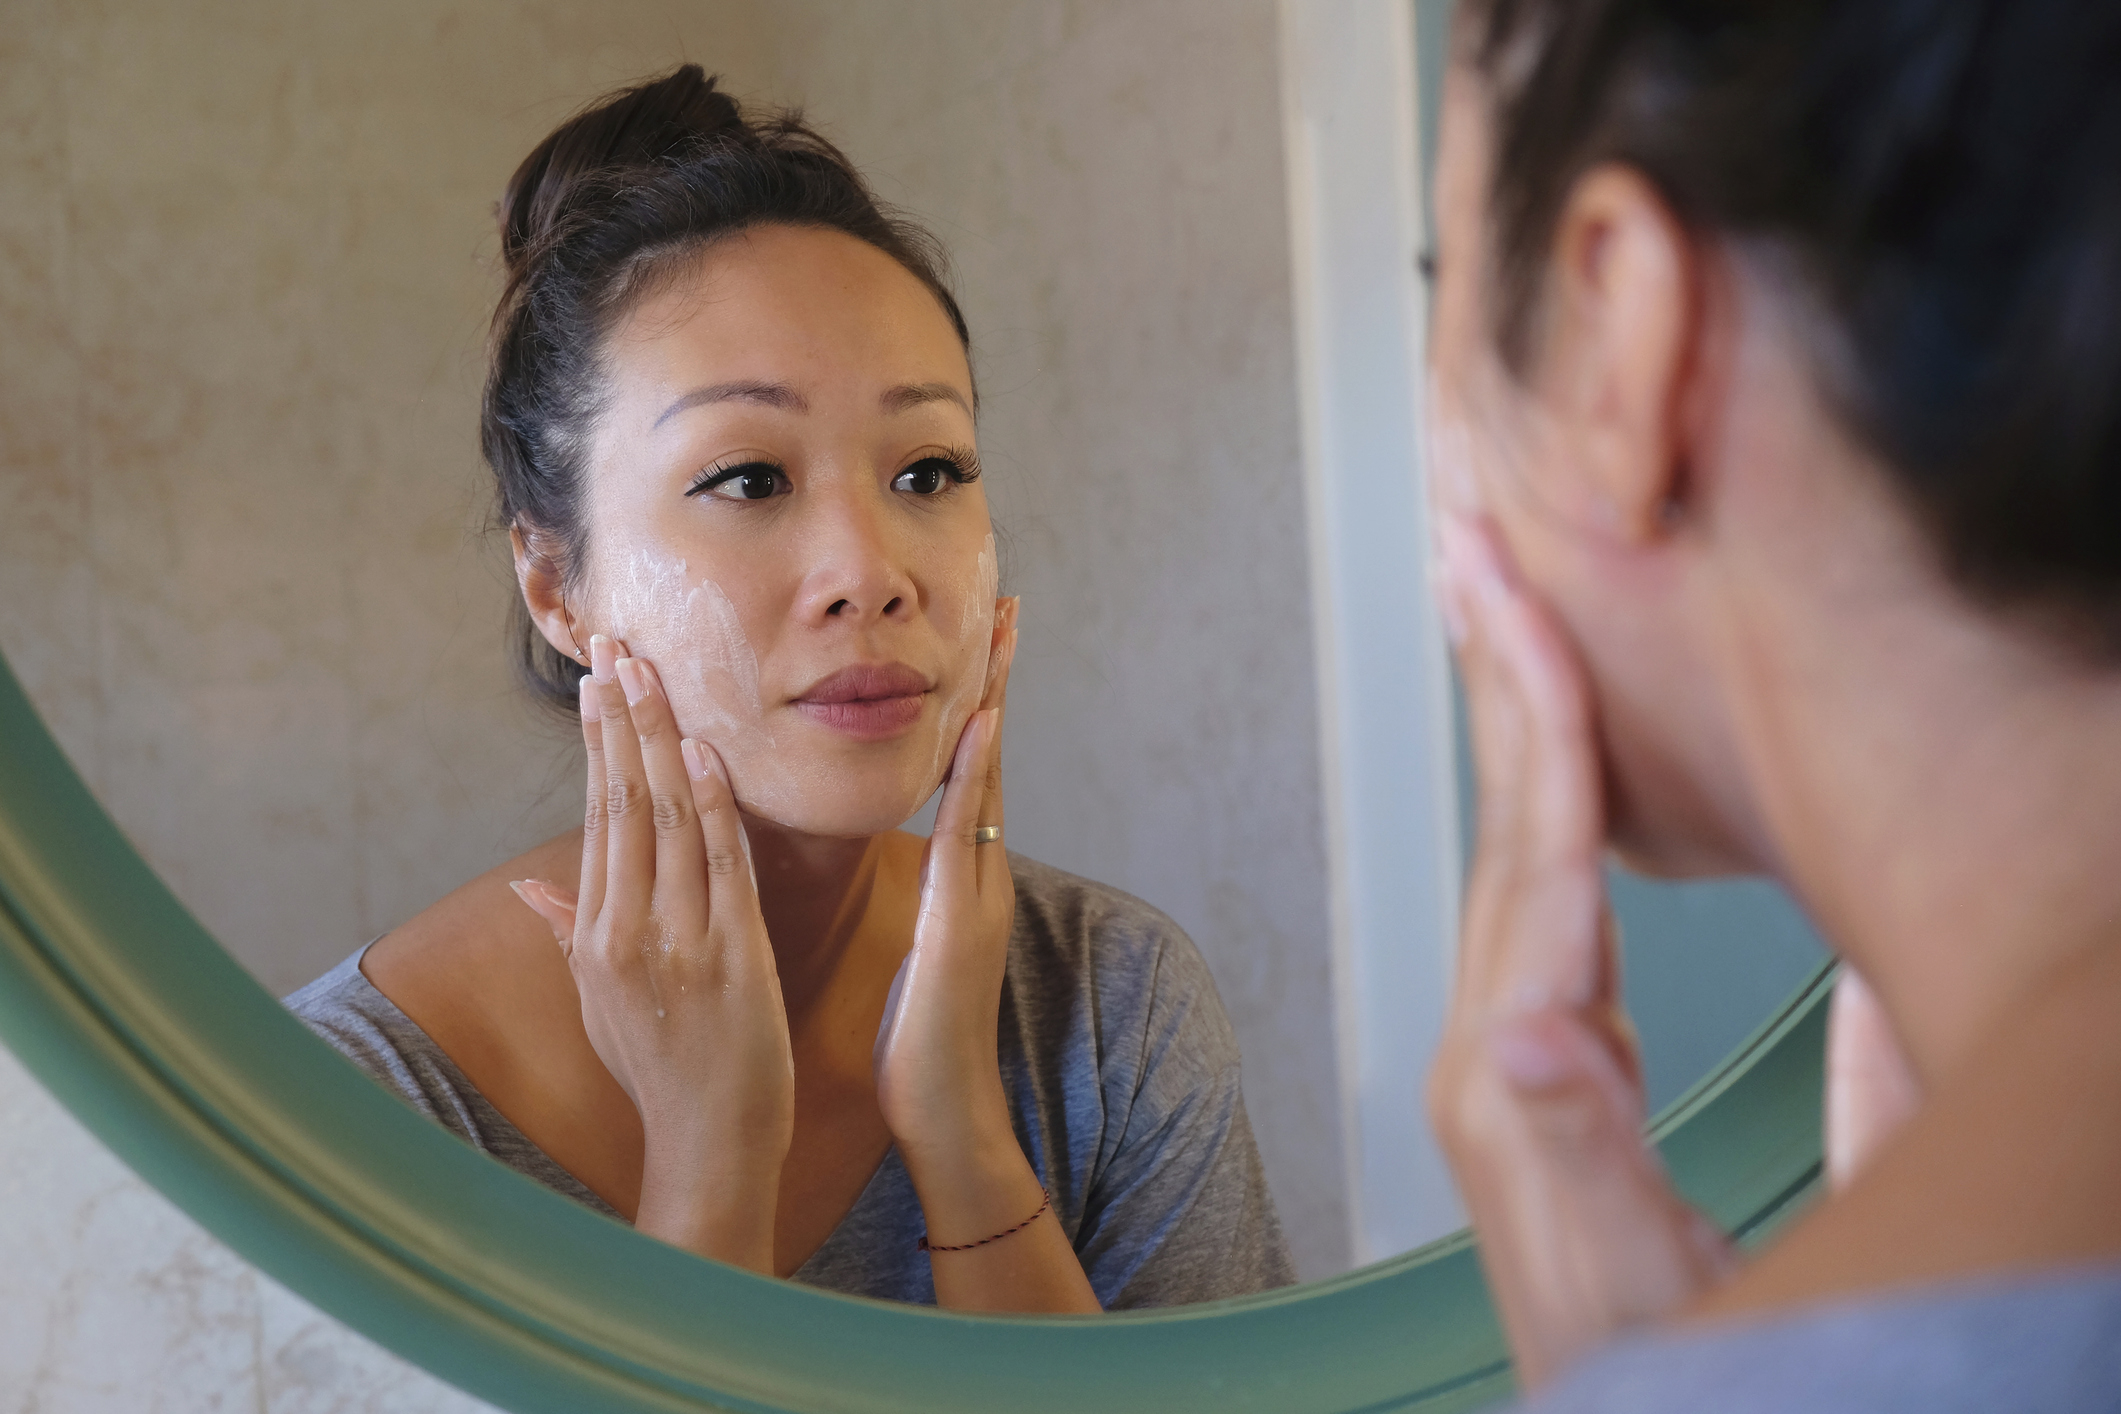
top-left (285, 853), bottom-right (1294, 1309)
top-left (1522, 1266), bottom-right (2121, 1413)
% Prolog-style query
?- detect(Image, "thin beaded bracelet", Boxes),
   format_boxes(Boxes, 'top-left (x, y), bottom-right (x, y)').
top-left (917, 1189), bottom-right (1052, 1253)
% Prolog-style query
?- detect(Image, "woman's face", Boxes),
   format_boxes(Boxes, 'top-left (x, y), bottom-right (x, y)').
top-left (560, 224), bottom-right (1001, 837)
top-left (1426, 65), bottom-right (1764, 875)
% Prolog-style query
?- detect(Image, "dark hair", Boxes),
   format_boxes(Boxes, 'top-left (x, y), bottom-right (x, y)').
top-left (1462, 1), bottom-right (2121, 653)
top-left (484, 65), bottom-right (973, 711)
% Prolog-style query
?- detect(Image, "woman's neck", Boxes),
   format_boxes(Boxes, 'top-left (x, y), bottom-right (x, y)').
top-left (1734, 570), bottom-right (2121, 1088)
top-left (737, 814), bottom-right (901, 1018)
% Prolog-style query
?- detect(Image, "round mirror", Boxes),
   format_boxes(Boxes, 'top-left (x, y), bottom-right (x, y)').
top-left (0, 3), bottom-right (1832, 1408)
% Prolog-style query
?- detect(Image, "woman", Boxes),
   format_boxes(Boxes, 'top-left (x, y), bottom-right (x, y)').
top-left (1423, 0), bottom-right (2121, 1406)
top-left (285, 65), bottom-right (1291, 1314)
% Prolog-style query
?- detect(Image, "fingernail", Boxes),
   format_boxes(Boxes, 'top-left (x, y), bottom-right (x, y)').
top-left (615, 656), bottom-right (648, 705)
top-left (506, 879), bottom-right (537, 910)
top-left (589, 633), bottom-right (617, 683)
top-left (1491, 1020), bottom-right (1574, 1092)
top-left (681, 738), bottom-right (707, 780)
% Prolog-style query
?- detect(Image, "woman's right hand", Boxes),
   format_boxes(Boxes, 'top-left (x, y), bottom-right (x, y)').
top-left (511, 633), bottom-right (794, 1274)
top-left (1426, 513), bottom-right (1734, 1389)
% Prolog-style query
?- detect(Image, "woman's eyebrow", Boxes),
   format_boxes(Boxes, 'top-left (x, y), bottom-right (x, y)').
top-left (880, 381), bottom-right (971, 416)
top-left (652, 380), bottom-right (809, 429)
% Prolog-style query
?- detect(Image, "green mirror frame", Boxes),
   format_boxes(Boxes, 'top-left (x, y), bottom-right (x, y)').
top-left (0, 652), bottom-right (1831, 1414)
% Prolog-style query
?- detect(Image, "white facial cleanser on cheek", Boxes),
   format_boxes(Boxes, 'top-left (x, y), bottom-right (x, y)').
top-left (597, 531), bottom-right (1002, 834)
top-left (599, 546), bottom-right (814, 824)
top-left (922, 532), bottom-right (1000, 790)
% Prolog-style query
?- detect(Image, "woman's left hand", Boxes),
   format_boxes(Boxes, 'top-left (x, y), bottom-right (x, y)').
top-left (1427, 512), bottom-right (1735, 1388)
top-left (874, 597), bottom-right (1020, 1161)
top-left (870, 599), bottom-right (1098, 1312)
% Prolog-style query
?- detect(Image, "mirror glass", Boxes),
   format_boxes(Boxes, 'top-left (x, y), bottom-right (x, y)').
top-left (0, 0), bottom-right (1824, 1337)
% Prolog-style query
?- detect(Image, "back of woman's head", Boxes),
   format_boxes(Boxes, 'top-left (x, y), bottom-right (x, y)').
top-left (484, 65), bottom-right (971, 711)
top-left (1461, 0), bottom-right (2121, 653)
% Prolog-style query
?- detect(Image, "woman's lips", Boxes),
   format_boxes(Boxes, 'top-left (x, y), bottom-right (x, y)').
top-left (791, 663), bottom-right (932, 741)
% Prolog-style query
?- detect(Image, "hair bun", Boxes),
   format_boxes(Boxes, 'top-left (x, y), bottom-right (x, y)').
top-left (498, 64), bottom-right (745, 272)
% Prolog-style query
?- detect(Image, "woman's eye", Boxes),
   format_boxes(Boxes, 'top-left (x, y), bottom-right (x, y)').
top-left (892, 458), bottom-right (954, 496)
top-left (691, 464), bottom-right (785, 501)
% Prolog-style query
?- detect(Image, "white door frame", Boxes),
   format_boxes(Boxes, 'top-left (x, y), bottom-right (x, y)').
top-left (1278, 0), bottom-right (1465, 1262)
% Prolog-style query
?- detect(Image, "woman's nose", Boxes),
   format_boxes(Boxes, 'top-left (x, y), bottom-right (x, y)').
top-left (792, 496), bottom-right (920, 628)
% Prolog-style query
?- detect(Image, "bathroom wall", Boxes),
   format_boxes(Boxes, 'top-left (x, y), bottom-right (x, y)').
top-left (1, 25), bottom-right (1347, 1414)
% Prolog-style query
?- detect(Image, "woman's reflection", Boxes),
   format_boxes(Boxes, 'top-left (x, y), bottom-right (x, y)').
top-left (284, 65), bottom-right (1292, 1312)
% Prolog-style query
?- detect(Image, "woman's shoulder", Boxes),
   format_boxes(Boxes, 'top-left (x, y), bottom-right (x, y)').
top-left (286, 827), bottom-right (638, 1212)
top-left (357, 830), bottom-right (587, 1078)
top-left (1005, 855), bottom-right (1219, 997)
top-left (280, 830), bottom-right (584, 1112)
top-left (283, 945), bottom-right (495, 1142)
top-left (283, 948), bottom-right (412, 1060)
top-left (1001, 853), bottom-right (1239, 1065)
top-left (283, 942), bottom-right (625, 1220)
top-left (1527, 1266), bottom-right (2121, 1414)
top-left (995, 854), bottom-right (1293, 1306)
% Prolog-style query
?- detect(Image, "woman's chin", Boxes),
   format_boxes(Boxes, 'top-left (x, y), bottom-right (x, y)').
top-left (730, 777), bottom-right (942, 840)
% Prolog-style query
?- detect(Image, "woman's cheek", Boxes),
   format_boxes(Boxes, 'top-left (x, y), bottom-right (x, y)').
top-left (594, 548), bottom-right (807, 815)
top-left (588, 535), bottom-right (1002, 833)
top-left (658, 583), bottom-right (821, 823)
top-left (663, 580), bottom-right (764, 740)
top-left (921, 534), bottom-right (1000, 790)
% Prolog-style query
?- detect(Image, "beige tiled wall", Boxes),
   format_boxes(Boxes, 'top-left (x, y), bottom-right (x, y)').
top-left (1, 2), bottom-right (1346, 1402)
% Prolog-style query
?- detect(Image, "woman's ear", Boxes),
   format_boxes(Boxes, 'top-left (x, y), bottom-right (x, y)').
top-left (510, 522), bottom-right (586, 663)
top-left (1538, 164), bottom-right (1697, 545)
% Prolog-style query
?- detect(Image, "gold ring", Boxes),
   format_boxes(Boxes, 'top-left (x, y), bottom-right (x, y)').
top-left (973, 825), bottom-right (1002, 845)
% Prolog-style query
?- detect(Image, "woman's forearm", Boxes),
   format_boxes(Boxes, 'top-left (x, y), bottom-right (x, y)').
top-left (900, 1127), bottom-right (1100, 1313)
